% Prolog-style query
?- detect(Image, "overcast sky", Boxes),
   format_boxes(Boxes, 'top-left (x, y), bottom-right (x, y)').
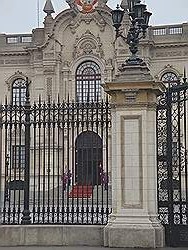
top-left (0, 0), bottom-right (187, 34)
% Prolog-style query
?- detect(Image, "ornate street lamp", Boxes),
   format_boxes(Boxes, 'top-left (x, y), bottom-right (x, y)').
top-left (111, 0), bottom-right (152, 66)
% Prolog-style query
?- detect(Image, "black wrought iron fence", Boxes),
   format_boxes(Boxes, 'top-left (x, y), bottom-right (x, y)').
top-left (157, 77), bottom-right (188, 246)
top-left (0, 88), bottom-right (111, 225)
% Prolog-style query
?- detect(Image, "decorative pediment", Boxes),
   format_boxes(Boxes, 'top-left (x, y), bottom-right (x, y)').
top-left (72, 30), bottom-right (104, 59)
top-left (69, 12), bottom-right (106, 34)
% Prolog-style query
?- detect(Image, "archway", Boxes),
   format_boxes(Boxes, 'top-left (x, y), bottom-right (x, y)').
top-left (75, 131), bottom-right (103, 185)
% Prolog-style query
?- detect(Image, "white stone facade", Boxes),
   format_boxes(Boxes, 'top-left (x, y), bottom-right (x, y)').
top-left (0, 2), bottom-right (187, 103)
top-left (0, 1), bottom-right (187, 247)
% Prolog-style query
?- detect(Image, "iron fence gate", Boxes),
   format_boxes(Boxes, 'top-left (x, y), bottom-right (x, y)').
top-left (0, 87), bottom-right (111, 225)
top-left (157, 77), bottom-right (188, 246)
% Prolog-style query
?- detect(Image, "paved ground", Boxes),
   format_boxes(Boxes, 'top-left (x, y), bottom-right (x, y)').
top-left (0, 247), bottom-right (187, 250)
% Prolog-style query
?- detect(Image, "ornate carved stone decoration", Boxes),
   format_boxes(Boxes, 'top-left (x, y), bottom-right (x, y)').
top-left (156, 64), bottom-right (182, 80)
top-left (0, 51), bottom-right (30, 65)
top-left (43, 66), bottom-right (55, 75)
top-left (5, 71), bottom-right (28, 91)
top-left (69, 12), bottom-right (106, 33)
top-left (63, 61), bottom-right (71, 68)
top-left (123, 89), bottom-right (139, 103)
top-left (104, 58), bottom-right (114, 81)
top-left (74, 0), bottom-right (98, 14)
top-left (72, 30), bottom-right (104, 59)
top-left (42, 38), bottom-right (55, 60)
top-left (46, 77), bottom-right (53, 98)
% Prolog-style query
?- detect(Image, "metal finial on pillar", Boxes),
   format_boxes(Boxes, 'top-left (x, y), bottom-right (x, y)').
top-left (183, 67), bottom-right (187, 83)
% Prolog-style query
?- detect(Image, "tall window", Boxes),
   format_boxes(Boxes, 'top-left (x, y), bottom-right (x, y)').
top-left (76, 61), bottom-right (101, 102)
top-left (161, 72), bottom-right (179, 88)
top-left (12, 78), bottom-right (27, 105)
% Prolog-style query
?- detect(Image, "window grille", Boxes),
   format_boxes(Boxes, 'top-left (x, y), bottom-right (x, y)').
top-left (12, 78), bottom-right (27, 105)
top-left (153, 28), bottom-right (166, 36)
top-left (161, 72), bottom-right (179, 88)
top-left (21, 36), bottom-right (32, 43)
top-left (7, 37), bottom-right (19, 44)
top-left (76, 61), bottom-right (102, 102)
top-left (169, 27), bottom-right (182, 35)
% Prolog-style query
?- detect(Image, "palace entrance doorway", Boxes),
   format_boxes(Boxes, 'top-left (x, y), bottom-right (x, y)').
top-left (75, 131), bottom-right (103, 185)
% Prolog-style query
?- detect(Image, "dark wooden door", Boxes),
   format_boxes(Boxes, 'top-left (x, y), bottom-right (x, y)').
top-left (75, 131), bottom-right (102, 185)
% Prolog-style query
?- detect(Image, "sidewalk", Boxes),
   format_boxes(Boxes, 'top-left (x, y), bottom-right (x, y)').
top-left (0, 246), bottom-right (186, 250)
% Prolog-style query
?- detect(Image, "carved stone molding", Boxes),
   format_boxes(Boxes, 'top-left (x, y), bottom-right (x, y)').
top-left (154, 46), bottom-right (188, 58)
top-left (156, 64), bottom-right (182, 80)
top-left (5, 71), bottom-right (29, 91)
top-left (123, 89), bottom-right (139, 103)
top-left (43, 66), bottom-right (55, 75)
top-left (46, 77), bottom-right (53, 98)
top-left (63, 60), bottom-right (71, 68)
top-left (33, 51), bottom-right (43, 61)
top-left (72, 30), bottom-right (104, 59)
top-left (69, 12), bottom-right (106, 34)
top-left (0, 52), bottom-right (29, 56)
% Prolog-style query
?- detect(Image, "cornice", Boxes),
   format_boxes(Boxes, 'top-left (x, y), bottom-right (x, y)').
top-left (0, 51), bottom-right (29, 56)
top-left (152, 42), bottom-right (188, 49)
top-left (155, 44), bottom-right (188, 49)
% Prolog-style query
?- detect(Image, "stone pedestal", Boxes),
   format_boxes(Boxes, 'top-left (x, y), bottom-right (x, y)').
top-left (103, 64), bottom-right (165, 248)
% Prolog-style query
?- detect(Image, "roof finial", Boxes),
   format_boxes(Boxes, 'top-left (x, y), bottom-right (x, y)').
top-left (43, 0), bottom-right (55, 16)
top-left (120, 0), bottom-right (128, 10)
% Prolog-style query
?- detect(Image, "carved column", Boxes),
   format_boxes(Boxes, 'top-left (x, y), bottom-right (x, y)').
top-left (61, 62), bottom-right (70, 100)
top-left (44, 66), bottom-right (55, 100)
top-left (104, 64), bottom-right (165, 248)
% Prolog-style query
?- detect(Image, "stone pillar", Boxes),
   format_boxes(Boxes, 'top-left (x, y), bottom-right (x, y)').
top-left (104, 64), bottom-right (165, 248)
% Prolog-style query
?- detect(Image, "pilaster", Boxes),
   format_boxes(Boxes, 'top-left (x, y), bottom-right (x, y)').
top-left (104, 63), bottom-right (165, 248)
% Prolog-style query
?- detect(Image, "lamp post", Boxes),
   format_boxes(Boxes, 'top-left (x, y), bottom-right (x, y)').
top-left (105, 2), bottom-right (165, 248)
top-left (111, 0), bottom-right (152, 66)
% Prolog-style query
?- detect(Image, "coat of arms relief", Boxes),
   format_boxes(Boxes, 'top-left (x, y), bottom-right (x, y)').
top-left (66, 0), bottom-right (108, 13)
top-left (75, 0), bottom-right (98, 13)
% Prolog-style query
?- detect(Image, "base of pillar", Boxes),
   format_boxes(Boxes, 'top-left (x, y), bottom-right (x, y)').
top-left (104, 216), bottom-right (165, 248)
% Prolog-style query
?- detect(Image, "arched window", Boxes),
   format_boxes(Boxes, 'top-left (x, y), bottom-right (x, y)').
top-left (12, 78), bottom-right (27, 105)
top-left (161, 72), bottom-right (179, 88)
top-left (76, 61), bottom-right (101, 102)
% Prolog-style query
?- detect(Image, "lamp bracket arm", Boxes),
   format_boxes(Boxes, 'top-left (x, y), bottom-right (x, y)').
top-left (137, 33), bottom-right (146, 40)
top-left (116, 32), bottom-right (127, 42)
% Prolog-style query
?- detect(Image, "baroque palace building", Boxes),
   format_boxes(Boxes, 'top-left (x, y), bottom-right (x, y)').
top-left (0, 1), bottom-right (188, 247)
top-left (0, 0), bottom-right (187, 104)
top-left (0, 0), bottom-right (188, 191)
top-left (0, 0), bottom-right (187, 187)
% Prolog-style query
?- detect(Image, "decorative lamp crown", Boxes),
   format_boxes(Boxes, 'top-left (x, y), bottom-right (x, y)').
top-left (111, 0), bottom-right (152, 66)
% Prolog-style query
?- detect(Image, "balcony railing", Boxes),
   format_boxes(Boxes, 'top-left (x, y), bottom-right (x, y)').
top-left (152, 24), bottom-right (183, 36)
top-left (6, 34), bottom-right (32, 44)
